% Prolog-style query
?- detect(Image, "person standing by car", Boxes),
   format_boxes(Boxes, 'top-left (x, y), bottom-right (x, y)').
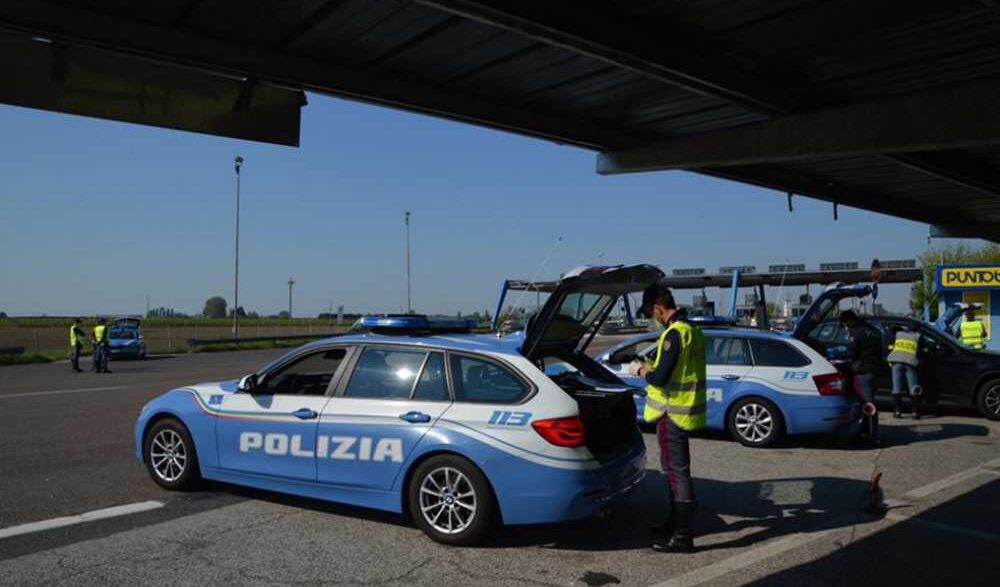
top-left (69, 318), bottom-right (86, 373)
top-left (841, 310), bottom-right (883, 445)
top-left (960, 307), bottom-right (988, 350)
top-left (887, 324), bottom-right (922, 419)
top-left (630, 282), bottom-right (707, 553)
top-left (92, 317), bottom-right (111, 373)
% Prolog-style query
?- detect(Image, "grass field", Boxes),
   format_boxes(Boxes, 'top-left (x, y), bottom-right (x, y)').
top-left (0, 318), bottom-right (353, 356)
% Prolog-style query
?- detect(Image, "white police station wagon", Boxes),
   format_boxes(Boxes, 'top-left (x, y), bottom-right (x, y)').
top-left (136, 265), bottom-right (657, 545)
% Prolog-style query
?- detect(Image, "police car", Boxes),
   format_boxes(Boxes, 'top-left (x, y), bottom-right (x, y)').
top-left (598, 328), bottom-right (857, 447)
top-left (135, 265), bottom-right (657, 545)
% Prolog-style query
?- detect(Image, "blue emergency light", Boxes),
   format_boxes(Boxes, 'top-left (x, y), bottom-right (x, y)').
top-left (352, 314), bottom-right (478, 334)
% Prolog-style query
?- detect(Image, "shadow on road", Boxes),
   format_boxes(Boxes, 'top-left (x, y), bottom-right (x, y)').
top-left (792, 420), bottom-right (992, 450)
top-left (491, 472), bottom-right (875, 551)
top-left (736, 477), bottom-right (1000, 587)
top-left (205, 472), bottom-right (876, 553)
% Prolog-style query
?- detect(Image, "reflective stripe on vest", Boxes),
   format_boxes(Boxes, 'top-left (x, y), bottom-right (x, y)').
top-left (960, 320), bottom-right (987, 349)
top-left (887, 331), bottom-right (919, 367)
top-left (643, 320), bottom-right (708, 430)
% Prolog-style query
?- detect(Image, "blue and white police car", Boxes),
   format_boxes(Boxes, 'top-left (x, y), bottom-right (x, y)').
top-left (136, 265), bottom-right (658, 545)
top-left (598, 322), bottom-right (858, 448)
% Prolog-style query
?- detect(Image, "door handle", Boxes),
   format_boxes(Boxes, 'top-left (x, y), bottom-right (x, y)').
top-left (292, 408), bottom-right (318, 420)
top-left (399, 411), bottom-right (432, 424)
top-left (721, 374), bottom-right (741, 381)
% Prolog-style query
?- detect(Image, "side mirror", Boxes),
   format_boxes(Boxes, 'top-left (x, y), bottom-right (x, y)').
top-left (238, 374), bottom-right (258, 393)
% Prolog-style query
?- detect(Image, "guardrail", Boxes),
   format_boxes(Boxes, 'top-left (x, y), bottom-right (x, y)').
top-left (185, 333), bottom-right (343, 350)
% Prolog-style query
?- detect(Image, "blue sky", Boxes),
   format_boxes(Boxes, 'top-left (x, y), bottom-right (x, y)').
top-left (0, 93), bottom-right (959, 317)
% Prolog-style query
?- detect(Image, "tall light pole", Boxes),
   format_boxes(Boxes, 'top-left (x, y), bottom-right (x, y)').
top-left (405, 211), bottom-right (412, 314)
top-left (233, 156), bottom-right (243, 339)
top-left (287, 276), bottom-right (296, 318)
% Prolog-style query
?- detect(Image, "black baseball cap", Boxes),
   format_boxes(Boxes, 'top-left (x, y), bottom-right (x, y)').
top-left (638, 280), bottom-right (675, 317)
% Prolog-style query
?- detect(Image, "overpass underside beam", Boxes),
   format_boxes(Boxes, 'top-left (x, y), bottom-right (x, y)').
top-left (0, 29), bottom-right (304, 146)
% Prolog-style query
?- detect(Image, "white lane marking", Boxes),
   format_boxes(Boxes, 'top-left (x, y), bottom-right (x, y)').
top-left (0, 386), bottom-right (128, 399)
top-left (646, 456), bottom-right (1000, 587)
top-left (883, 512), bottom-right (1000, 542)
top-left (0, 501), bottom-right (164, 540)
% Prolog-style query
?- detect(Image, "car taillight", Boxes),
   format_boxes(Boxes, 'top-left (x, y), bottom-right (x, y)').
top-left (813, 373), bottom-right (845, 396)
top-left (531, 417), bottom-right (587, 447)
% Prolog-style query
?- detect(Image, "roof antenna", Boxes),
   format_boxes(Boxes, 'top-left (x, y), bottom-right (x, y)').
top-left (787, 192), bottom-right (794, 213)
top-left (833, 201), bottom-right (839, 221)
top-left (508, 236), bottom-right (563, 316)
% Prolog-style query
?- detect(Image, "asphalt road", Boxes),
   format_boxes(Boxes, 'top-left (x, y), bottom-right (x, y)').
top-left (1, 342), bottom-right (998, 587)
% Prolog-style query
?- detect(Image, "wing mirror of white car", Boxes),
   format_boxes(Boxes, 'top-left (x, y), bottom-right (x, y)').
top-left (238, 374), bottom-right (258, 393)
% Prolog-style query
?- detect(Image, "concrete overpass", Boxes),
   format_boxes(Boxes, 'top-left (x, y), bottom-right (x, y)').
top-left (2, 1), bottom-right (998, 239)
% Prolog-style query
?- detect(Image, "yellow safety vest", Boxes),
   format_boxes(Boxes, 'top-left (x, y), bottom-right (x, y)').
top-left (960, 320), bottom-right (987, 350)
top-left (887, 331), bottom-right (919, 366)
top-left (643, 320), bottom-right (708, 430)
top-left (70, 325), bottom-right (84, 346)
top-left (93, 324), bottom-right (108, 344)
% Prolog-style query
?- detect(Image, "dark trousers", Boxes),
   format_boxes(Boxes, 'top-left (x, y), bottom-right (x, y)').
top-left (70, 344), bottom-right (82, 371)
top-left (855, 373), bottom-right (879, 441)
top-left (93, 344), bottom-right (107, 371)
top-left (656, 416), bottom-right (694, 502)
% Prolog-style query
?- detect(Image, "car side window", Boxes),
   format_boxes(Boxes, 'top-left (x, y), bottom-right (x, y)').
top-left (724, 338), bottom-right (752, 366)
top-left (705, 336), bottom-right (727, 365)
top-left (344, 348), bottom-right (427, 399)
top-left (413, 352), bottom-right (450, 401)
top-left (748, 339), bottom-right (810, 367)
top-left (257, 348), bottom-right (347, 396)
top-left (918, 330), bottom-right (950, 355)
top-left (450, 354), bottom-right (529, 404)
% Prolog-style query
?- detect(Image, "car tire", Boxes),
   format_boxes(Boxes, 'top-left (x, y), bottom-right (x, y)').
top-left (728, 397), bottom-right (786, 448)
top-left (143, 418), bottom-right (201, 490)
top-left (976, 378), bottom-right (1000, 421)
top-left (407, 454), bottom-right (496, 546)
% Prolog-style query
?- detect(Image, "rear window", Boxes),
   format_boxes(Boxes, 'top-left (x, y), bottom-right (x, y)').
top-left (450, 355), bottom-right (529, 404)
top-left (748, 339), bottom-right (810, 367)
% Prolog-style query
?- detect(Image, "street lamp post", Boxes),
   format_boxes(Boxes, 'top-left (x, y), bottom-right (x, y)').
top-left (233, 156), bottom-right (243, 339)
top-left (405, 211), bottom-right (412, 314)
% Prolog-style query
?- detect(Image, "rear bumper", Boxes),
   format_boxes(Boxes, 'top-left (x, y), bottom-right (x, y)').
top-left (109, 346), bottom-right (142, 358)
top-left (491, 433), bottom-right (647, 525)
top-left (785, 400), bottom-right (861, 435)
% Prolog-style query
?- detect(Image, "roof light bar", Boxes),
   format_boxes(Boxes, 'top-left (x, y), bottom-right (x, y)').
top-left (352, 314), bottom-right (477, 334)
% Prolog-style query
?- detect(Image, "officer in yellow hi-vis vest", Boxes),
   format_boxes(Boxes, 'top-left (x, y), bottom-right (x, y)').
top-left (960, 307), bottom-right (988, 350)
top-left (92, 317), bottom-right (111, 373)
top-left (629, 282), bottom-right (706, 553)
top-left (887, 325), bottom-right (922, 419)
top-left (69, 318), bottom-right (86, 373)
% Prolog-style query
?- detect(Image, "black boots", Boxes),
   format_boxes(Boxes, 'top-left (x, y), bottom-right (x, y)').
top-left (893, 396), bottom-right (903, 419)
top-left (911, 395), bottom-right (922, 420)
top-left (652, 501), bottom-right (695, 553)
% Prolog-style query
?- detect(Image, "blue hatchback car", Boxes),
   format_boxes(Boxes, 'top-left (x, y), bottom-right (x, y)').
top-left (597, 327), bottom-right (858, 447)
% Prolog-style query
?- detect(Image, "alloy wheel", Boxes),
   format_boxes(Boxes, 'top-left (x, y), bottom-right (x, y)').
top-left (418, 466), bottom-right (477, 535)
top-left (150, 429), bottom-right (187, 482)
top-left (735, 403), bottom-right (774, 443)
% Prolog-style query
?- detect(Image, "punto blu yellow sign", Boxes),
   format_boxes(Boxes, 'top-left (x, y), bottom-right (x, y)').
top-left (937, 265), bottom-right (1000, 291)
